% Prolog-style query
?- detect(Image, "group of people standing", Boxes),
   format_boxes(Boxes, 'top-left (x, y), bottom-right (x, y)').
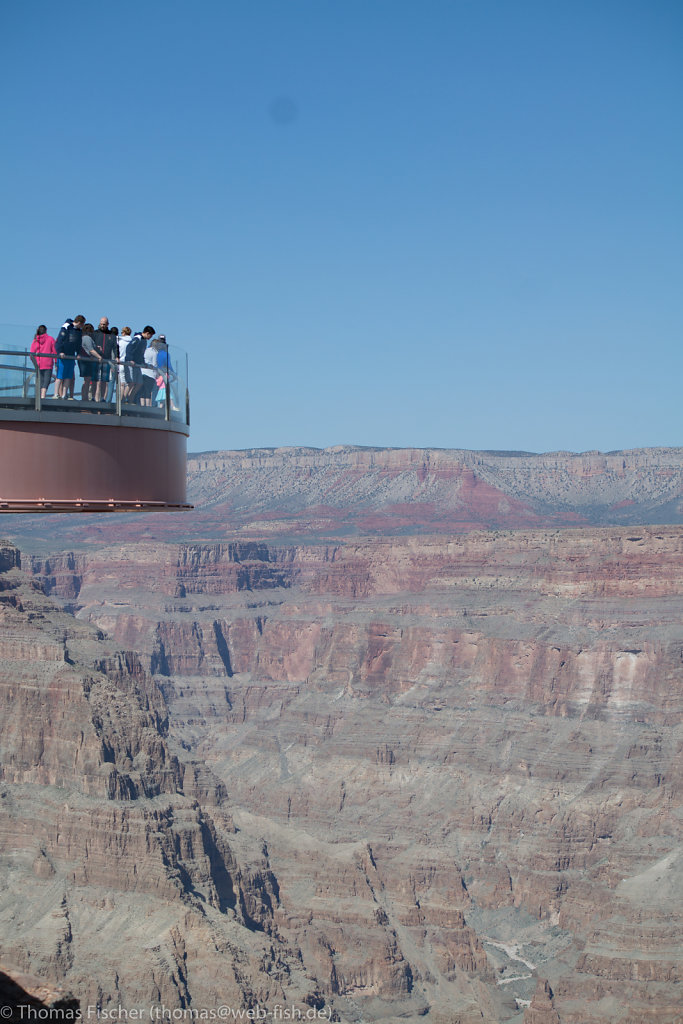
top-left (30, 317), bottom-right (174, 406)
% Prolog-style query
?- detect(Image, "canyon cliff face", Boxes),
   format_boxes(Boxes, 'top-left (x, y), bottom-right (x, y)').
top-left (6, 524), bottom-right (680, 1024)
top-left (0, 544), bottom-right (320, 1015)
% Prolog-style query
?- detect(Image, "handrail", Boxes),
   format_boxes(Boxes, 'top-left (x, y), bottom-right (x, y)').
top-left (0, 349), bottom-right (178, 374)
top-left (0, 348), bottom-right (187, 427)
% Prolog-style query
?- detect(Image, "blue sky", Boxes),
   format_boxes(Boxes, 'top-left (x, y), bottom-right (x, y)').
top-left (1, 0), bottom-right (681, 455)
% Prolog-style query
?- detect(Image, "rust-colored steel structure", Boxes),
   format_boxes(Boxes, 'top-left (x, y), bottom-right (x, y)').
top-left (0, 411), bottom-right (190, 511)
top-left (0, 343), bottom-right (191, 512)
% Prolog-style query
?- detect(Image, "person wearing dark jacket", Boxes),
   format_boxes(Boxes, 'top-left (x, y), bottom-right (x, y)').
top-left (104, 327), bottom-right (119, 402)
top-left (55, 315), bottom-right (85, 398)
top-left (123, 325), bottom-right (154, 403)
top-left (92, 316), bottom-right (117, 402)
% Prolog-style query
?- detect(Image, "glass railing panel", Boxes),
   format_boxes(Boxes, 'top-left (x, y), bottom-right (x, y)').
top-left (0, 327), bottom-right (189, 428)
top-left (0, 349), bottom-right (37, 399)
top-left (165, 344), bottom-right (187, 424)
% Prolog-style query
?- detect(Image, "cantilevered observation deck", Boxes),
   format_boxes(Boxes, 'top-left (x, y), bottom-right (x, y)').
top-left (0, 331), bottom-right (191, 511)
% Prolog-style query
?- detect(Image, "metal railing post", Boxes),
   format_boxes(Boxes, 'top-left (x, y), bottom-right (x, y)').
top-left (116, 362), bottom-right (122, 416)
top-left (185, 352), bottom-right (189, 426)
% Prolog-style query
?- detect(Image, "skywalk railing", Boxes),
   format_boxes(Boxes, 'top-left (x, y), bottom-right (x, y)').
top-left (0, 345), bottom-right (189, 428)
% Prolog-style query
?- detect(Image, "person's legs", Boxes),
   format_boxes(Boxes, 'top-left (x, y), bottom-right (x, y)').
top-left (122, 364), bottom-right (134, 401)
top-left (95, 362), bottom-right (108, 402)
top-left (39, 368), bottom-right (51, 398)
top-left (127, 367), bottom-right (143, 404)
top-left (66, 360), bottom-right (75, 398)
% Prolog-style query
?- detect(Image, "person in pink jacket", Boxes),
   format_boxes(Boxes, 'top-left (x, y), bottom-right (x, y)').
top-left (30, 325), bottom-right (57, 398)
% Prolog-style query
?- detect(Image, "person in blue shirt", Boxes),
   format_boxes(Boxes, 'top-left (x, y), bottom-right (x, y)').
top-left (155, 335), bottom-right (173, 375)
top-left (154, 335), bottom-right (176, 409)
top-left (55, 315), bottom-right (85, 399)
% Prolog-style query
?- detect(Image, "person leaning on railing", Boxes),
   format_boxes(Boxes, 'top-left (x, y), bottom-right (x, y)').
top-left (30, 326), bottom-right (57, 398)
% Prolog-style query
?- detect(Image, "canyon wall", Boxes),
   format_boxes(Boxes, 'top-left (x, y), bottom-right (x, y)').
top-left (7, 526), bottom-right (681, 1023)
top-left (0, 544), bottom-right (324, 1016)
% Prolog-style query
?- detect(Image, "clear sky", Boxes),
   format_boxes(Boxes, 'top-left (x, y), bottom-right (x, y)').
top-left (1, 0), bottom-right (681, 455)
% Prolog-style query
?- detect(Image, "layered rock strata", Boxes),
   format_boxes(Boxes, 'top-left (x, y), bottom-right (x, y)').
top-left (185, 445), bottom-right (683, 528)
top-left (18, 527), bottom-right (683, 1023)
top-left (0, 545), bottom-right (322, 1016)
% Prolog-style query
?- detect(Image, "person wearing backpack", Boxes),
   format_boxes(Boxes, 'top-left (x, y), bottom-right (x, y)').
top-left (55, 315), bottom-right (85, 399)
top-left (123, 325), bottom-right (154, 403)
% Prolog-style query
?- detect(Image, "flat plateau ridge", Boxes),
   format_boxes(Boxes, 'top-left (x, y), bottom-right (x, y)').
top-left (186, 445), bottom-right (683, 533)
top-left (0, 521), bottom-right (681, 1024)
top-left (6, 445), bottom-right (683, 547)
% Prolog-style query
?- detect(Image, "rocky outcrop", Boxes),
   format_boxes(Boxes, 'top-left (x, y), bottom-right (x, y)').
top-left (0, 964), bottom-right (79, 1022)
top-left (523, 980), bottom-right (560, 1024)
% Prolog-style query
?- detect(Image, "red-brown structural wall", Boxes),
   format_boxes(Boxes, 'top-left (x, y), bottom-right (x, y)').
top-left (0, 421), bottom-right (187, 504)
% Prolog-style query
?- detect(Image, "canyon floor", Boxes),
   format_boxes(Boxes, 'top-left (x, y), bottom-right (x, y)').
top-left (0, 448), bottom-right (682, 1023)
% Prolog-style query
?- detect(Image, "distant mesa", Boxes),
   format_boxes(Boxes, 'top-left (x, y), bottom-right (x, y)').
top-left (6, 443), bottom-right (683, 544)
top-left (180, 443), bottom-right (683, 537)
